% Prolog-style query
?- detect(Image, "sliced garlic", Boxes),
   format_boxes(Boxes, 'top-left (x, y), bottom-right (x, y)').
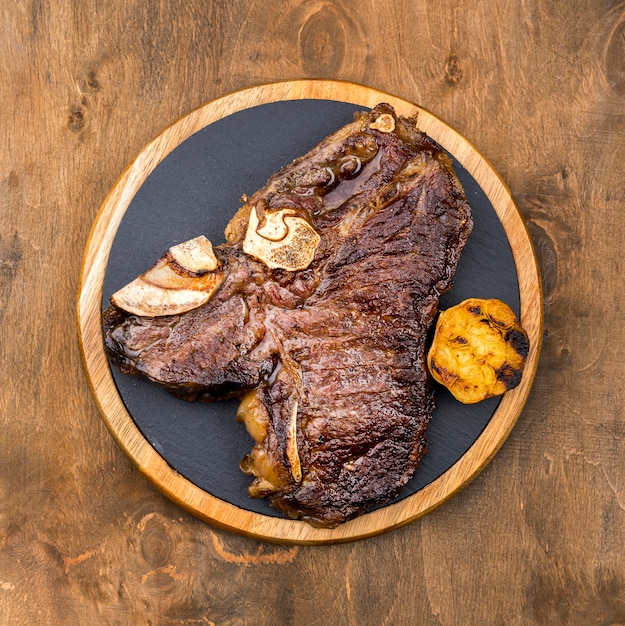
top-left (370, 113), bottom-right (396, 133)
top-left (111, 235), bottom-right (224, 317)
top-left (243, 206), bottom-right (320, 271)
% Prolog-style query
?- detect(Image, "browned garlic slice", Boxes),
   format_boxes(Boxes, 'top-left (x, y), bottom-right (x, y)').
top-left (111, 235), bottom-right (224, 317)
top-left (370, 113), bottom-right (396, 133)
top-left (243, 206), bottom-right (320, 271)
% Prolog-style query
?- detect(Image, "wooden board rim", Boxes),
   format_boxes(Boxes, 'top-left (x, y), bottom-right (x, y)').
top-left (77, 79), bottom-right (543, 544)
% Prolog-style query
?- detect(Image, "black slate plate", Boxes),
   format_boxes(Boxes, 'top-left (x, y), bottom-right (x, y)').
top-left (102, 99), bottom-right (518, 520)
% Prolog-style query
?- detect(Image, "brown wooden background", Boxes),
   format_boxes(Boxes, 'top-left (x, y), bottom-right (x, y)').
top-left (2, 1), bottom-right (624, 624)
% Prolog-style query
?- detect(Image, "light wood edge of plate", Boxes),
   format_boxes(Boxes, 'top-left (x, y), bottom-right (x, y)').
top-left (77, 79), bottom-right (543, 545)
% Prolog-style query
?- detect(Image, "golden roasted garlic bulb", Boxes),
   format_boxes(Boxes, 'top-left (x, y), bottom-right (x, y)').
top-left (427, 298), bottom-right (529, 404)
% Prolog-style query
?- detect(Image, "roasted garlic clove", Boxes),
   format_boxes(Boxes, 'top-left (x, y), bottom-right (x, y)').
top-left (111, 236), bottom-right (224, 317)
top-left (243, 206), bottom-right (321, 271)
top-left (427, 298), bottom-right (529, 404)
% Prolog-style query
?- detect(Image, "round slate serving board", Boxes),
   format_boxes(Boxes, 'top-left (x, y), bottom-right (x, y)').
top-left (77, 80), bottom-right (543, 544)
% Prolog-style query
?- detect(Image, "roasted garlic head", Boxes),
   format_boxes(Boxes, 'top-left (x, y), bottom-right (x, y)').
top-left (427, 298), bottom-right (529, 404)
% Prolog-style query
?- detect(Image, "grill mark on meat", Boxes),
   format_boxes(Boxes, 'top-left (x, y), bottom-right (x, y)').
top-left (102, 104), bottom-right (473, 527)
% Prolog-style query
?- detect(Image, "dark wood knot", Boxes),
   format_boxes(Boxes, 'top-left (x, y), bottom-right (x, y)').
top-left (68, 106), bottom-right (85, 132)
top-left (298, 4), bottom-right (347, 75)
top-left (444, 52), bottom-right (464, 86)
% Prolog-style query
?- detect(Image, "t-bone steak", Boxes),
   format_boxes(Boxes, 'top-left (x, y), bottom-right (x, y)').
top-left (102, 103), bottom-right (473, 527)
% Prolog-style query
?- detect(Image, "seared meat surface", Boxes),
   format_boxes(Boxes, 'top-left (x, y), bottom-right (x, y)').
top-left (103, 104), bottom-right (473, 527)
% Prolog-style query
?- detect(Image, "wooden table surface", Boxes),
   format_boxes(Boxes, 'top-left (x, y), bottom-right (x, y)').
top-left (2, 2), bottom-right (623, 624)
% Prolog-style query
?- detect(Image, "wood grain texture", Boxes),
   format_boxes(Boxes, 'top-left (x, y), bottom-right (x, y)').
top-left (2, 0), bottom-right (625, 623)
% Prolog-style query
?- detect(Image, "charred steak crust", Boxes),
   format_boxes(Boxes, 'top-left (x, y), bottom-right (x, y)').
top-left (103, 104), bottom-right (473, 527)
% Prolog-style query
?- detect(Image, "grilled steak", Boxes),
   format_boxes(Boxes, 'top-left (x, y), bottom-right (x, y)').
top-left (103, 104), bottom-right (473, 527)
